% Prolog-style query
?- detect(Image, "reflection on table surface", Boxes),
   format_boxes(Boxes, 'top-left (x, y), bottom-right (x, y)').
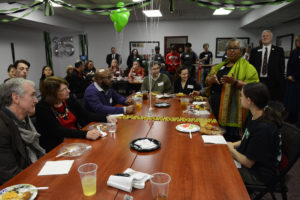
top-left (0, 96), bottom-right (249, 200)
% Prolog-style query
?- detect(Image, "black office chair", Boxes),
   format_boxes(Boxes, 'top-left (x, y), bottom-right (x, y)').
top-left (246, 122), bottom-right (300, 200)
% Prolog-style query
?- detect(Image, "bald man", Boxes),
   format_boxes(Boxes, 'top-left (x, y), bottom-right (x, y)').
top-left (83, 69), bottom-right (136, 115)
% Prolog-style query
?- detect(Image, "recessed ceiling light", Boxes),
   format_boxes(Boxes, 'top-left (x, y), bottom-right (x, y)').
top-left (213, 8), bottom-right (232, 15)
top-left (132, 0), bottom-right (143, 2)
top-left (143, 10), bottom-right (162, 17)
top-left (38, 0), bottom-right (63, 7)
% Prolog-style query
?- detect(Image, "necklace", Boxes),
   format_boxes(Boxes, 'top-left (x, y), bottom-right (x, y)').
top-left (53, 102), bottom-right (69, 120)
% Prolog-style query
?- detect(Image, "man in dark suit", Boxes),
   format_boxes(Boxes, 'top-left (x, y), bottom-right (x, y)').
top-left (249, 30), bottom-right (285, 102)
top-left (106, 47), bottom-right (122, 67)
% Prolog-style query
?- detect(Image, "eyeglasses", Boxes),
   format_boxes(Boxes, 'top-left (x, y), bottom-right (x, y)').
top-left (59, 87), bottom-right (69, 92)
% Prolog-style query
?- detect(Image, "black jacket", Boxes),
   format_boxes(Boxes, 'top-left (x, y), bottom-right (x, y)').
top-left (106, 53), bottom-right (122, 67)
top-left (174, 78), bottom-right (201, 94)
top-left (0, 109), bottom-right (31, 185)
top-left (249, 45), bottom-right (285, 101)
top-left (35, 97), bottom-right (107, 152)
top-left (68, 69), bottom-right (89, 99)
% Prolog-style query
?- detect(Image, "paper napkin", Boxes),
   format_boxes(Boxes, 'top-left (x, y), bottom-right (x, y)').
top-left (202, 135), bottom-right (227, 144)
top-left (38, 160), bottom-right (74, 176)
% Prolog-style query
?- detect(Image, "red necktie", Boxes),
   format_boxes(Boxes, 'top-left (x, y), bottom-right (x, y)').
top-left (262, 47), bottom-right (268, 75)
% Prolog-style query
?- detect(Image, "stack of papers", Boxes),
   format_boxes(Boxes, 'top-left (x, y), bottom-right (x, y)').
top-left (38, 160), bottom-right (74, 176)
top-left (202, 135), bottom-right (227, 144)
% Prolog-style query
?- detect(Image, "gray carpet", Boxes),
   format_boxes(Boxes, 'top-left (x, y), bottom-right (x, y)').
top-left (259, 159), bottom-right (300, 200)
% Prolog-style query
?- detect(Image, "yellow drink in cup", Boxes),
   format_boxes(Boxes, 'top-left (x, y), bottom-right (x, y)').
top-left (81, 175), bottom-right (96, 196)
top-left (78, 163), bottom-right (98, 197)
top-left (180, 98), bottom-right (189, 110)
top-left (136, 102), bottom-right (142, 111)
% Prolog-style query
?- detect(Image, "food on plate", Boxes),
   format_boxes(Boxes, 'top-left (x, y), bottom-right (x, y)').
top-left (176, 92), bottom-right (186, 97)
top-left (151, 92), bottom-right (159, 96)
top-left (135, 93), bottom-right (143, 97)
top-left (194, 104), bottom-right (210, 111)
top-left (193, 96), bottom-right (207, 101)
top-left (200, 123), bottom-right (222, 135)
top-left (1, 191), bottom-right (32, 200)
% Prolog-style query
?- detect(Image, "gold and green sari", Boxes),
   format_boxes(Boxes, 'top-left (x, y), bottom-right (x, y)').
top-left (209, 57), bottom-right (259, 127)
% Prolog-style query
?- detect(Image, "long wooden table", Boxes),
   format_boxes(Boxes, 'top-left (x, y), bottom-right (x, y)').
top-left (0, 96), bottom-right (250, 200)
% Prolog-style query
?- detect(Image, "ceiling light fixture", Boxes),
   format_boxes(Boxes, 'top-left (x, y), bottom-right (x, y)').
top-left (143, 10), bottom-right (162, 17)
top-left (38, 0), bottom-right (63, 7)
top-left (213, 8), bottom-right (232, 15)
top-left (132, 0), bottom-right (143, 2)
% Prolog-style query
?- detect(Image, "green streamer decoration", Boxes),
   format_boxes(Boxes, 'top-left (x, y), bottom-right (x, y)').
top-left (44, 0), bottom-right (54, 16)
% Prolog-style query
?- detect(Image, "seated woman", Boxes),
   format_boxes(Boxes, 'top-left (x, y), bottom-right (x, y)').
top-left (36, 76), bottom-right (115, 152)
top-left (109, 59), bottom-right (123, 78)
top-left (128, 61), bottom-right (144, 81)
top-left (174, 66), bottom-right (201, 95)
top-left (227, 82), bottom-right (282, 187)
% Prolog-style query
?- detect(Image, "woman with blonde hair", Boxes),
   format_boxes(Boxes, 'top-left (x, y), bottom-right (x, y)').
top-left (109, 59), bottom-right (123, 77)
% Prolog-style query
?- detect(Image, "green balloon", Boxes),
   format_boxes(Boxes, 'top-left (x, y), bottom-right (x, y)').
top-left (110, 12), bottom-right (118, 22)
top-left (120, 8), bottom-right (130, 18)
top-left (118, 13), bottom-right (129, 27)
top-left (114, 22), bottom-right (123, 32)
top-left (117, 2), bottom-right (124, 8)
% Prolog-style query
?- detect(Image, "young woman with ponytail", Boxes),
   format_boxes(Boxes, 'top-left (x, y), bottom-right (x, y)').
top-left (227, 82), bottom-right (282, 187)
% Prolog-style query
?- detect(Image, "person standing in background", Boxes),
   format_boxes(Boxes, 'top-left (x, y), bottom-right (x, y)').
top-left (106, 47), bottom-right (122, 67)
top-left (249, 30), bottom-right (285, 102)
top-left (13, 59), bottom-right (30, 79)
top-left (285, 36), bottom-right (300, 125)
top-left (181, 43), bottom-right (198, 79)
top-left (166, 45), bottom-right (180, 83)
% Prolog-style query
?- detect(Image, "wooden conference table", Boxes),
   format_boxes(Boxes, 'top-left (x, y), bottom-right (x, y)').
top-left (0, 96), bottom-right (250, 200)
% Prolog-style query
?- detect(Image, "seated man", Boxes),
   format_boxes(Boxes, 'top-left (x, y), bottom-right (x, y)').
top-left (141, 62), bottom-right (173, 94)
top-left (83, 69), bottom-right (136, 115)
top-left (0, 78), bottom-right (45, 185)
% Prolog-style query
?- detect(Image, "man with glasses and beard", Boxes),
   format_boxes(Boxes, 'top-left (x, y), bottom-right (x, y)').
top-left (83, 69), bottom-right (136, 115)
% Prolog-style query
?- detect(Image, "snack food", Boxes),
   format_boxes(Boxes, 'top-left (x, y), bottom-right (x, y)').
top-left (194, 104), bottom-right (210, 111)
top-left (193, 96), bottom-right (207, 101)
top-left (200, 124), bottom-right (222, 135)
top-left (1, 191), bottom-right (32, 200)
top-left (176, 92), bottom-right (186, 97)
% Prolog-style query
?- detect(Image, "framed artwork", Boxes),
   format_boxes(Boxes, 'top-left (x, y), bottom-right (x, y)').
top-left (276, 34), bottom-right (294, 58)
top-left (129, 41), bottom-right (160, 60)
top-left (215, 37), bottom-right (250, 58)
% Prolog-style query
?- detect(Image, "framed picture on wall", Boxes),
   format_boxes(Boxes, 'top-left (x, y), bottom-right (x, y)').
top-left (276, 34), bottom-right (294, 58)
top-left (129, 41), bottom-right (159, 60)
top-left (215, 37), bottom-right (250, 58)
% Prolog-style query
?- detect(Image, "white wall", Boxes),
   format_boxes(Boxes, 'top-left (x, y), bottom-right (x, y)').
top-left (0, 24), bottom-right (46, 85)
top-left (85, 19), bottom-right (261, 69)
top-left (273, 20), bottom-right (300, 43)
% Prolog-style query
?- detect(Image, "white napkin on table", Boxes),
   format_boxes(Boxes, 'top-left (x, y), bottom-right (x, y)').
top-left (107, 175), bottom-right (133, 193)
top-left (134, 139), bottom-right (157, 149)
top-left (38, 160), bottom-right (74, 176)
top-left (202, 135), bottom-right (227, 144)
top-left (124, 168), bottom-right (152, 189)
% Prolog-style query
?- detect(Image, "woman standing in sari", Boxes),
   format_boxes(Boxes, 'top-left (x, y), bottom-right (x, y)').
top-left (206, 39), bottom-right (259, 141)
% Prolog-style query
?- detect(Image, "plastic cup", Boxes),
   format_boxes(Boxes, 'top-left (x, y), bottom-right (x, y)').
top-left (180, 98), bottom-right (189, 110)
top-left (150, 172), bottom-right (171, 200)
top-left (107, 123), bottom-right (116, 136)
top-left (135, 97), bottom-right (143, 111)
top-left (78, 163), bottom-right (98, 196)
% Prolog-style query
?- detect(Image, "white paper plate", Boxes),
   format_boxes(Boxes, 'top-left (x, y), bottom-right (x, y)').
top-left (176, 123), bottom-right (200, 133)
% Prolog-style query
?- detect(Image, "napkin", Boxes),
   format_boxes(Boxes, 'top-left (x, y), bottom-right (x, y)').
top-left (38, 160), bottom-right (74, 176)
top-left (234, 160), bottom-right (241, 168)
top-left (107, 175), bottom-right (133, 192)
top-left (124, 168), bottom-right (152, 189)
top-left (192, 102), bottom-right (206, 105)
top-left (134, 139), bottom-right (157, 149)
top-left (202, 135), bottom-right (227, 144)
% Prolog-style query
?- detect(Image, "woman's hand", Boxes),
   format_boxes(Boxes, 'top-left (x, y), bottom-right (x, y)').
top-left (221, 73), bottom-right (235, 85)
top-left (207, 73), bottom-right (220, 86)
top-left (227, 142), bottom-right (235, 151)
top-left (86, 130), bottom-right (101, 140)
